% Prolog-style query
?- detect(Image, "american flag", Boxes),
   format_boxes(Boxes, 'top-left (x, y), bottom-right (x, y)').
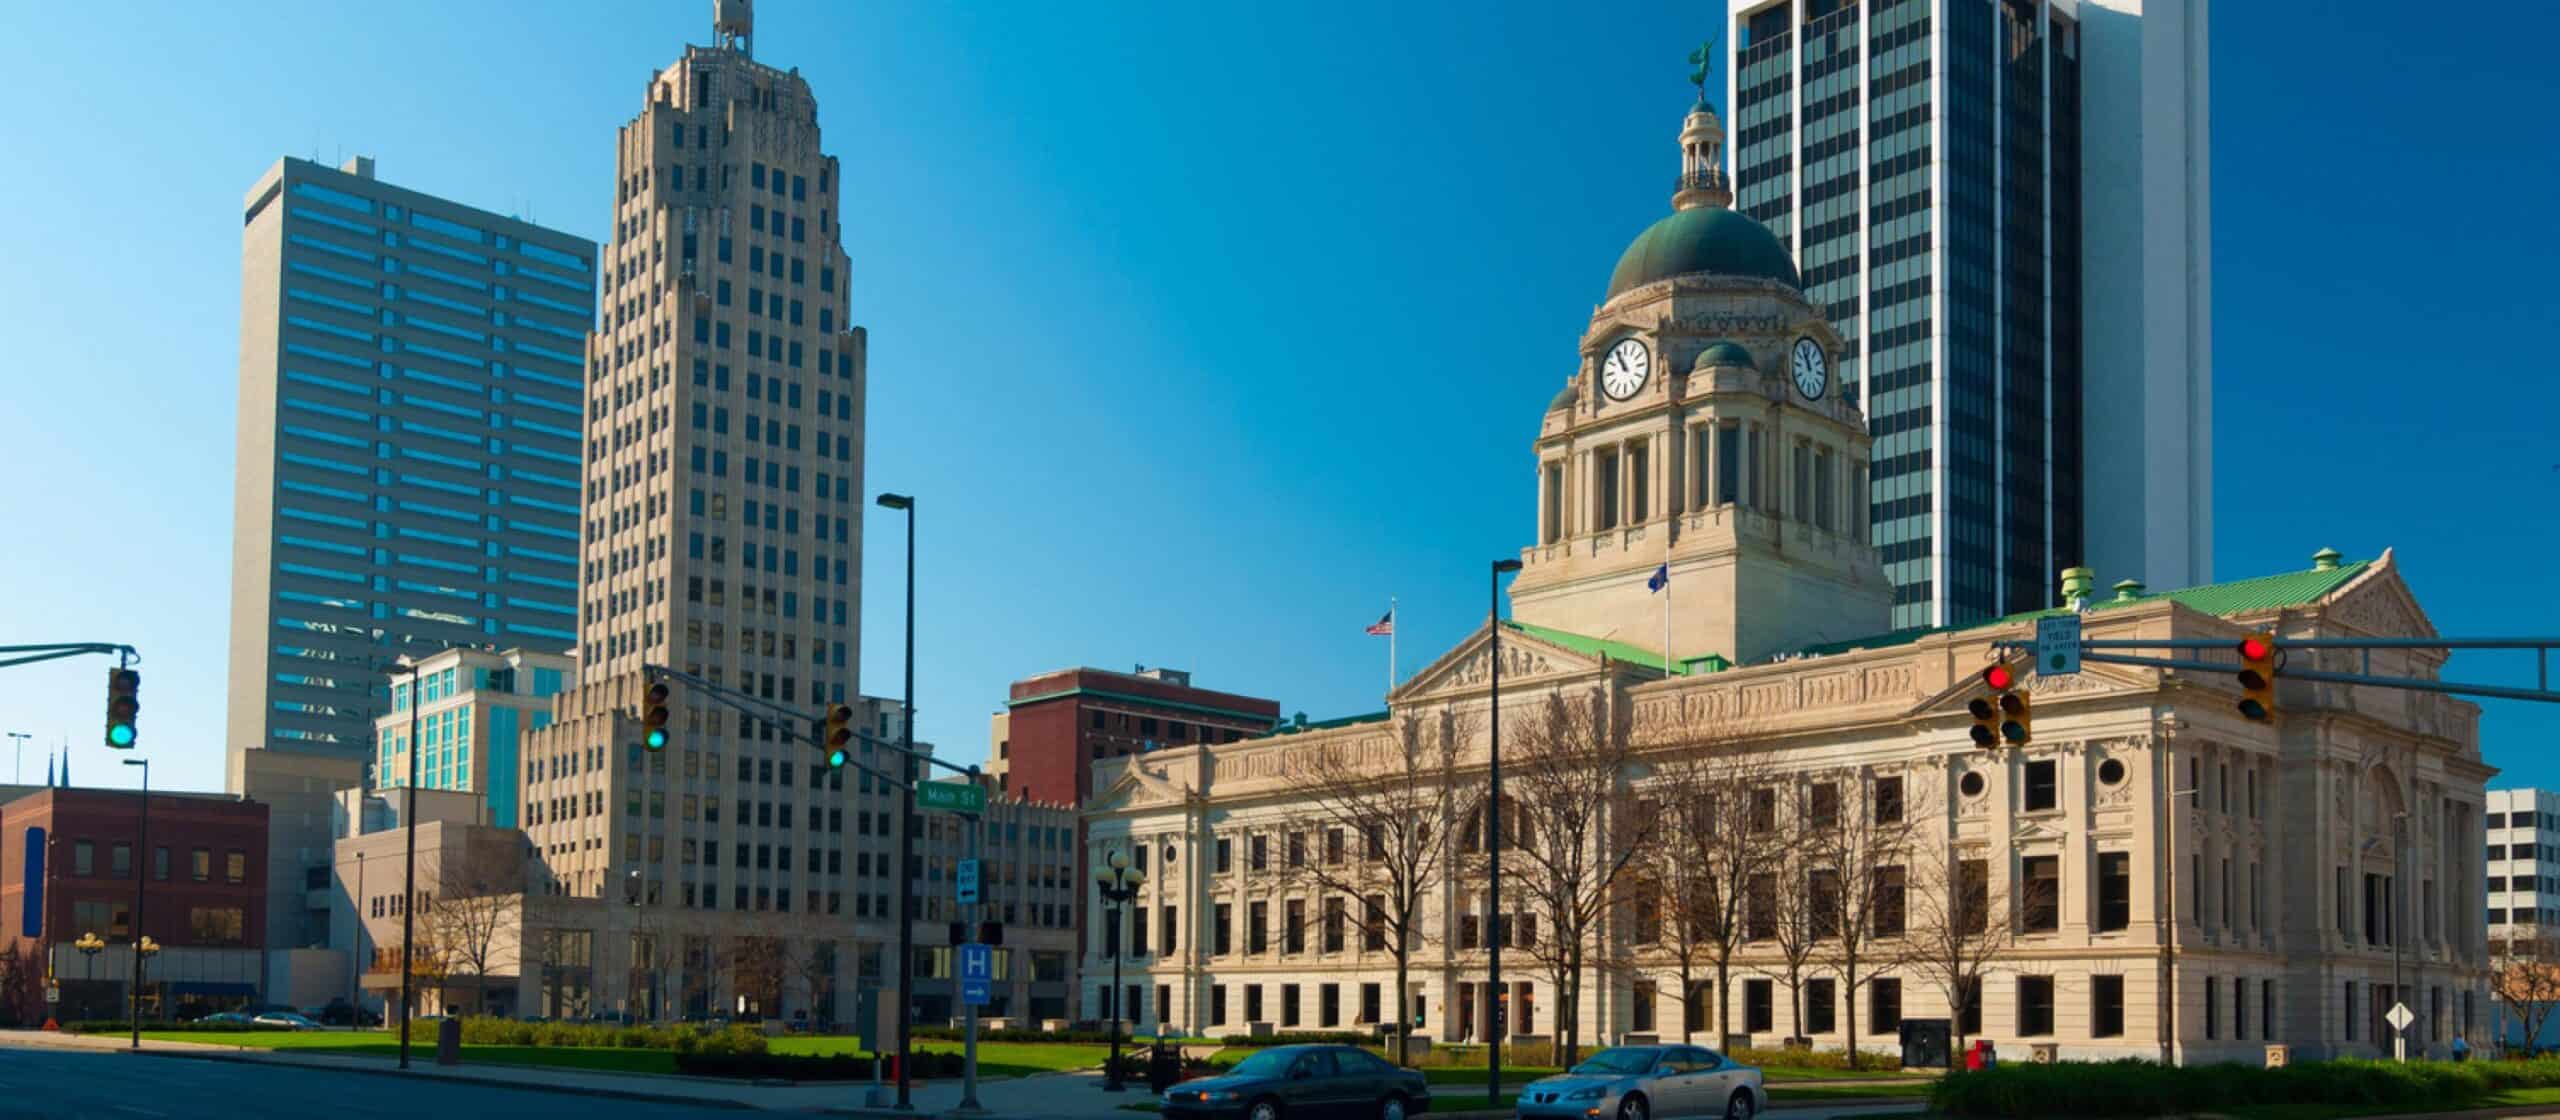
top-left (1365, 609), bottom-right (1395, 636)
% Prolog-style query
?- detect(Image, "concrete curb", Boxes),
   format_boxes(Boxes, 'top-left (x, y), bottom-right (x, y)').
top-left (116, 1047), bottom-right (760, 1110)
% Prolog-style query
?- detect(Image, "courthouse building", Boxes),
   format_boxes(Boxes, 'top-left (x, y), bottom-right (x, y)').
top-left (1080, 96), bottom-right (2489, 1064)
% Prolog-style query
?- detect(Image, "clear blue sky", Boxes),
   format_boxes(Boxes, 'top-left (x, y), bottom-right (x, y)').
top-left (1, 1), bottom-right (2554, 797)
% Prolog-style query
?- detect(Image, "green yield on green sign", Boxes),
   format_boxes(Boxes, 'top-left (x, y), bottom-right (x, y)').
top-left (918, 781), bottom-right (985, 815)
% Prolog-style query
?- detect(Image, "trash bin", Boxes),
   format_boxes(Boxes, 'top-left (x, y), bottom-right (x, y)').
top-left (1147, 1041), bottom-right (1183, 1094)
top-left (436, 1017), bottom-right (462, 1066)
top-left (1965, 1039), bottom-right (1997, 1072)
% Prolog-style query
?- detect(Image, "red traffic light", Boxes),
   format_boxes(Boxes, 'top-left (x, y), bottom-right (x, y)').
top-left (1982, 664), bottom-right (2016, 691)
top-left (2238, 635), bottom-right (2274, 661)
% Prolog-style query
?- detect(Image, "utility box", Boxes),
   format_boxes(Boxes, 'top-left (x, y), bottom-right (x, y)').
top-left (436, 1017), bottom-right (461, 1066)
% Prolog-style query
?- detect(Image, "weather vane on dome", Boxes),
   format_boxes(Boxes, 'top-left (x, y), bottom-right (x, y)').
top-left (1687, 36), bottom-right (1716, 106)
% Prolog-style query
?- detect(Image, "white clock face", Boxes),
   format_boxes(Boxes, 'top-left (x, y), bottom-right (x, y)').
top-left (1601, 338), bottom-right (1651, 401)
top-left (1791, 337), bottom-right (1828, 401)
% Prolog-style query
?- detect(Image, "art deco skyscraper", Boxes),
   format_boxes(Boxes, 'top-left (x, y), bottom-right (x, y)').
top-left (522, 0), bottom-right (874, 971)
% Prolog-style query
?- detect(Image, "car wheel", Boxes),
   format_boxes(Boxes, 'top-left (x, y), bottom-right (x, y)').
top-left (1250, 1098), bottom-right (1283, 1120)
top-left (1724, 1090), bottom-right (1756, 1120)
top-left (1618, 1093), bottom-right (1649, 1120)
top-left (1380, 1094), bottom-right (1408, 1120)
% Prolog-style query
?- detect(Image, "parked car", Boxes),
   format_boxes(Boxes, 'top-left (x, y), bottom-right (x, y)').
top-left (252, 1012), bottom-right (324, 1031)
top-left (1161, 1043), bottom-right (1430, 1120)
top-left (1515, 1045), bottom-right (1764, 1120)
top-left (193, 1011), bottom-right (256, 1026)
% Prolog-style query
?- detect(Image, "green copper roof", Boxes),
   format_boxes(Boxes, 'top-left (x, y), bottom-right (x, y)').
top-left (1503, 619), bottom-right (1700, 675)
top-left (1788, 556), bottom-right (2375, 659)
top-left (1697, 340), bottom-right (1755, 369)
top-left (1606, 206), bottom-right (1801, 300)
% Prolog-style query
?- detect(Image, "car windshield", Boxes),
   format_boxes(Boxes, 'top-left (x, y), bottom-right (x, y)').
top-left (1571, 1048), bottom-right (1661, 1075)
top-left (1229, 1050), bottom-right (1298, 1079)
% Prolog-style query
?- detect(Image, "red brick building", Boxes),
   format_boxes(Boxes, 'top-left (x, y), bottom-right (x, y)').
top-left (0, 788), bottom-right (269, 1021)
top-left (989, 667), bottom-right (1280, 806)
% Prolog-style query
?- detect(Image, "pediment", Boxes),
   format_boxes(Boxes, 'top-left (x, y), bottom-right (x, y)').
top-left (1392, 622), bottom-right (1609, 704)
top-left (1084, 762), bottom-right (1192, 816)
top-left (2319, 551), bottom-right (2438, 640)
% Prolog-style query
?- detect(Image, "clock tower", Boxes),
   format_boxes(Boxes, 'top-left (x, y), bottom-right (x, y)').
top-left (1508, 97), bottom-right (1893, 667)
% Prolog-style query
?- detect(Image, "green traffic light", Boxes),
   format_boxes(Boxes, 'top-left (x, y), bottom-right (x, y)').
top-left (827, 749), bottom-right (848, 769)
top-left (644, 728), bottom-right (667, 751)
top-left (107, 725), bottom-right (134, 747)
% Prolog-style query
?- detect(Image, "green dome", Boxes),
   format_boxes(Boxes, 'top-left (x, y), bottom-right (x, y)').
top-left (1696, 340), bottom-right (1755, 369)
top-left (1606, 206), bottom-right (1801, 300)
top-left (1548, 380), bottom-right (1578, 412)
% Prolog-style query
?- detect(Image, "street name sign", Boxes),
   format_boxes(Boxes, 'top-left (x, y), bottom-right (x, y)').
top-left (918, 782), bottom-right (986, 815)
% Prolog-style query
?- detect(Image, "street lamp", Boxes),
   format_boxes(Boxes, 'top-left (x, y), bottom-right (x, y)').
top-left (122, 756), bottom-right (149, 1049)
top-left (1094, 849), bottom-right (1145, 1092)
top-left (7, 731), bottom-right (28, 785)
top-left (1486, 557), bottom-right (1520, 1106)
top-left (876, 491), bottom-right (916, 1109)
top-left (390, 655), bottom-right (426, 1069)
top-left (75, 932), bottom-right (104, 1017)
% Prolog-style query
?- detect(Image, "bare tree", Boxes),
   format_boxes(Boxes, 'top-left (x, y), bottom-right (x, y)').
top-left (1271, 709), bottom-right (1477, 1062)
top-left (418, 842), bottom-right (526, 1016)
top-left (790, 938), bottom-right (840, 1028)
top-left (1762, 822), bottom-right (1823, 1048)
top-left (1906, 844), bottom-right (2025, 1061)
top-left (1637, 748), bottom-right (1776, 1045)
top-left (733, 936), bottom-right (787, 1019)
top-left (2493, 924), bottom-right (2560, 1056)
top-left (1500, 688), bottom-right (1652, 1065)
top-left (1806, 773), bottom-right (1918, 1068)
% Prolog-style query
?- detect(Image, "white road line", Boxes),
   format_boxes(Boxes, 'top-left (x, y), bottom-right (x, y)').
top-left (110, 1107), bottom-right (168, 1118)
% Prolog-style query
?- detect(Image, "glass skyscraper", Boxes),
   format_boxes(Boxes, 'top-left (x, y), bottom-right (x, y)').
top-left (228, 155), bottom-right (596, 947)
top-left (1729, 0), bottom-right (2210, 628)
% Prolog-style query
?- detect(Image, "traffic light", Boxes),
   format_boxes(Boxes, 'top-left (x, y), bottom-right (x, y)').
top-left (2237, 632), bottom-right (2279, 721)
top-left (948, 921), bottom-right (968, 946)
top-left (1968, 664), bottom-right (2014, 748)
top-left (104, 669), bottom-right (139, 748)
top-left (641, 681), bottom-right (671, 751)
top-left (979, 921), bottom-right (1004, 947)
top-left (824, 703), bottom-right (854, 767)
top-left (1997, 689), bottom-right (2032, 746)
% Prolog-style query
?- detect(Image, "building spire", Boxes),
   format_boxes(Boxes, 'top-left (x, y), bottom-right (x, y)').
top-left (1674, 38), bottom-right (1732, 212)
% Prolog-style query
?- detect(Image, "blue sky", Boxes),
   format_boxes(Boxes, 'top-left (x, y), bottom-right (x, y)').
top-left (0, 1), bottom-right (2554, 797)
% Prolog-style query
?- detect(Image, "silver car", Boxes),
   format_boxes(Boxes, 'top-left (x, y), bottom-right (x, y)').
top-left (1515, 1045), bottom-right (1765, 1120)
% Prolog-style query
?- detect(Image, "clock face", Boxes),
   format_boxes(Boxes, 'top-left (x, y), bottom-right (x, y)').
top-left (1601, 338), bottom-right (1651, 401)
top-left (1791, 337), bottom-right (1828, 401)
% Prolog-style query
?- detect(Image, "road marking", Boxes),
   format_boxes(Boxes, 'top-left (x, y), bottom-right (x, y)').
top-left (110, 1107), bottom-right (168, 1118)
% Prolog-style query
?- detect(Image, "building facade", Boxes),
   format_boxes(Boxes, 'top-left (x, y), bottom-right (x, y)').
top-left (1726, 0), bottom-right (2211, 628)
top-left (989, 667), bottom-right (1281, 806)
top-left (1081, 94), bottom-right (2482, 1066)
top-left (372, 646), bottom-right (576, 827)
top-left (2486, 789), bottom-right (2557, 933)
top-left (0, 789), bottom-right (270, 1022)
top-left (228, 154), bottom-right (599, 953)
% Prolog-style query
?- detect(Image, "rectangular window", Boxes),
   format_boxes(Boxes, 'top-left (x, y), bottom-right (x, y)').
top-left (1744, 979), bottom-right (1773, 1033)
top-left (1321, 983), bottom-right (1340, 1027)
top-left (1210, 984), bottom-right (1228, 1026)
top-left (1874, 776), bottom-right (1904, 824)
top-left (2205, 976), bottom-right (2220, 1039)
top-left (1868, 978), bottom-right (1901, 1036)
top-left (1282, 984), bottom-right (1301, 1027)
top-left (2018, 975), bottom-right (2054, 1036)
top-left (2092, 975), bottom-right (2125, 1037)
top-left (1805, 978), bottom-right (1836, 1034)
top-left (1132, 906), bottom-right (1149, 955)
top-left (1246, 985), bottom-right (1264, 1024)
top-left (2098, 852), bottom-right (2131, 932)
top-left (2023, 760), bottom-right (2058, 812)
top-left (1250, 835), bottom-right (1268, 871)
top-left (1214, 903), bottom-right (1233, 955)
top-left (1285, 900), bottom-right (1306, 953)
top-left (73, 841), bottom-right (92, 876)
top-left (110, 843), bottom-right (131, 877)
top-left (1215, 838), bottom-right (1232, 873)
top-left (227, 850), bottom-right (247, 883)
top-left (1248, 901), bottom-right (1269, 954)
top-left (192, 848), bottom-right (211, 881)
top-left (2022, 856), bottom-right (2060, 932)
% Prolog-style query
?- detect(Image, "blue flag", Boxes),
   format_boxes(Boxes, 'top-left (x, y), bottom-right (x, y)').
top-left (1648, 564), bottom-right (1669, 593)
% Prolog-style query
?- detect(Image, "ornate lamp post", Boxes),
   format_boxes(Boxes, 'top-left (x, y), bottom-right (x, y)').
top-left (132, 936), bottom-right (160, 1034)
top-left (1094, 848), bottom-right (1145, 1092)
top-left (123, 756), bottom-right (150, 1050)
top-left (74, 932), bottom-right (104, 1017)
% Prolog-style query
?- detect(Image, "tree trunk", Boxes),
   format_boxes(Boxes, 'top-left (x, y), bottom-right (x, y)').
top-left (1677, 959), bottom-right (1695, 1043)
top-left (1843, 948), bottom-right (1860, 1070)
top-left (1393, 950), bottom-right (1411, 1067)
top-left (1715, 957), bottom-right (1732, 1049)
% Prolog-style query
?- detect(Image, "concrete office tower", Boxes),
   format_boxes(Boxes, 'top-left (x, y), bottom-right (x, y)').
top-left (228, 155), bottom-right (598, 953)
top-left (518, 3), bottom-right (890, 1020)
top-left (1726, 0), bottom-right (2210, 628)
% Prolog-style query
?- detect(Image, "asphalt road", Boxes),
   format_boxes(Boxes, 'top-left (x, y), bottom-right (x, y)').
top-left (0, 1045), bottom-right (745, 1119)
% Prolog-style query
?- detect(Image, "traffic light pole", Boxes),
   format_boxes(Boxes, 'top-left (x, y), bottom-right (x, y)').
top-left (959, 766), bottom-right (984, 1115)
top-left (1992, 637), bottom-right (2560, 706)
top-left (0, 643), bottom-right (133, 671)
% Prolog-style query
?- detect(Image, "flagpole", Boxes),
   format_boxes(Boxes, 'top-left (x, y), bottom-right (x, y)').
top-left (1388, 597), bottom-right (1398, 695)
top-left (1663, 516), bottom-right (1674, 675)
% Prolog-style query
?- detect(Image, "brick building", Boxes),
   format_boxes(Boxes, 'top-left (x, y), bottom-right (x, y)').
top-left (0, 788), bottom-right (269, 1020)
top-left (988, 667), bottom-right (1279, 808)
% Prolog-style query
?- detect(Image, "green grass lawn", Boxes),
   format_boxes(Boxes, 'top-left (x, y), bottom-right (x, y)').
top-left (131, 1030), bottom-right (680, 1073)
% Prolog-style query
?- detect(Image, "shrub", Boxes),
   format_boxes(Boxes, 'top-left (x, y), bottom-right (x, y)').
top-left (1930, 1057), bottom-right (2560, 1119)
top-left (1217, 1031), bottom-right (1376, 1048)
top-left (675, 1049), bottom-right (963, 1081)
top-left (446, 1017), bottom-right (763, 1055)
top-left (909, 1026), bottom-right (1137, 1045)
top-left (1730, 1046), bottom-right (1864, 1072)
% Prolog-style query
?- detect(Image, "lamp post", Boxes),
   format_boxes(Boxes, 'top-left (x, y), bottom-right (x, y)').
top-left (75, 932), bottom-right (103, 1018)
top-left (7, 731), bottom-right (27, 785)
top-left (122, 756), bottom-right (149, 1049)
top-left (876, 491), bottom-right (916, 1108)
top-left (2395, 810), bottom-right (2410, 1060)
top-left (1094, 849), bottom-right (1144, 1091)
top-left (391, 656), bottom-right (425, 1068)
top-left (351, 851), bottom-right (366, 1024)
top-left (1486, 558), bottom-right (1520, 1106)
